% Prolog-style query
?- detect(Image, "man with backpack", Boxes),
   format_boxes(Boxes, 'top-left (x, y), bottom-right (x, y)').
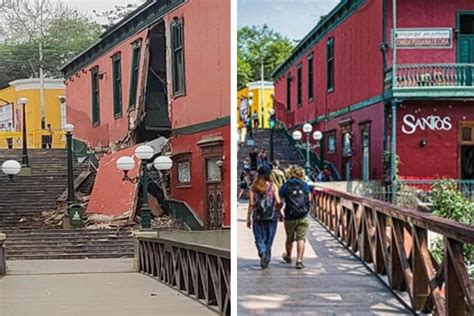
top-left (279, 165), bottom-right (311, 269)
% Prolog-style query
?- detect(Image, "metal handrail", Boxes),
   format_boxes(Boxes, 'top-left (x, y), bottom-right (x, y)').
top-left (0, 129), bottom-right (67, 148)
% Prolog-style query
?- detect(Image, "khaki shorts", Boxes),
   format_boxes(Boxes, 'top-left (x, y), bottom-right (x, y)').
top-left (284, 217), bottom-right (309, 242)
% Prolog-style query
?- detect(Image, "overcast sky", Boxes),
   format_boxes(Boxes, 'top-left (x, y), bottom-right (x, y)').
top-left (61, 0), bottom-right (144, 21)
top-left (238, 0), bottom-right (340, 41)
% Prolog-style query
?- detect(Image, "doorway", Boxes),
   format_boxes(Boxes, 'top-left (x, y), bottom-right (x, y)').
top-left (460, 122), bottom-right (474, 179)
top-left (200, 140), bottom-right (224, 230)
top-left (457, 13), bottom-right (474, 85)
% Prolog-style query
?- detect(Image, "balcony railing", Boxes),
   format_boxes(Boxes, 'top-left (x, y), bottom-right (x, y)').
top-left (387, 64), bottom-right (474, 98)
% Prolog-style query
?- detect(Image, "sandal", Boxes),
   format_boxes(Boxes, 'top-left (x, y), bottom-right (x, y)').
top-left (296, 261), bottom-right (305, 269)
top-left (282, 253), bottom-right (291, 264)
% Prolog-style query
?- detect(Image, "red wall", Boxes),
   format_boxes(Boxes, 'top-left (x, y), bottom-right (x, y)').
top-left (66, 30), bottom-right (148, 148)
top-left (169, 125), bottom-right (231, 227)
top-left (274, 0), bottom-right (384, 128)
top-left (397, 101), bottom-right (474, 179)
top-left (164, 0), bottom-right (230, 129)
top-left (387, 0), bottom-right (474, 66)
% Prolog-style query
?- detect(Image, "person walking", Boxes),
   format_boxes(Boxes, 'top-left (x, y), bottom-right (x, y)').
top-left (270, 160), bottom-right (286, 189)
top-left (280, 166), bottom-right (312, 269)
top-left (252, 110), bottom-right (259, 128)
top-left (247, 165), bottom-right (282, 269)
top-left (238, 170), bottom-right (250, 200)
top-left (5, 122), bottom-right (13, 149)
top-left (249, 148), bottom-right (258, 171)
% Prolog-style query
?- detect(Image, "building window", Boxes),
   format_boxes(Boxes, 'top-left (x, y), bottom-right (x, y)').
top-left (129, 40), bottom-right (142, 109)
top-left (297, 63), bottom-right (302, 106)
top-left (207, 157), bottom-right (222, 182)
top-left (460, 14), bottom-right (474, 34)
top-left (327, 37), bottom-right (334, 92)
top-left (327, 132), bottom-right (336, 154)
top-left (361, 124), bottom-right (370, 181)
top-left (286, 74), bottom-right (292, 111)
top-left (308, 53), bottom-right (314, 101)
top-left (91, 66), bottom-right (100, 126)
top-left (171, 18), bottom-right (185, 96)
top-left (112, 53), bottom-right (122, 118)
top-left (177, 160), bottom-right (191, 185)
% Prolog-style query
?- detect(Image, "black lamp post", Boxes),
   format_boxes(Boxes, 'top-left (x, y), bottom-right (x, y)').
top-left (19, 97), bottom-right (29, 167)
top-left (117, 145), bottom-right (173, 230)
top-left (64, 124), bottom-right (75, 204)
top-left (268, 108), bottom-right (276, 163)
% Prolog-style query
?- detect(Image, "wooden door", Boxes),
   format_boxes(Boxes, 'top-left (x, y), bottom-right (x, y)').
top-left (201, 142), bottom-right (224, 230)
top-left (459, 121), bottom-right (474, 179)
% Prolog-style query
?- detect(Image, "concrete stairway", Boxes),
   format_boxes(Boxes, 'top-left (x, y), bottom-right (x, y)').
top-left (0, 149), bottom-right (70, 228)
top-left (3, 229), bottom-right (134, 260)
top-left (238, 128), bottom-right (304, 176)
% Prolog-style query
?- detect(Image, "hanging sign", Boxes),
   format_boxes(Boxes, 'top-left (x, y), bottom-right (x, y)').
top-left (395, 28), bottom-right (452, 49)
top-left (0, 103), bottom-right (13, 131)
top-left (401, 114), bottom-right (452, 135)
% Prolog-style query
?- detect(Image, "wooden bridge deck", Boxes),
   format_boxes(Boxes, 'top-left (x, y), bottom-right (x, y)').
top-left (0, 258), bottom-right (213, 316)
top-left (237, 201), bottom-right (412, 315)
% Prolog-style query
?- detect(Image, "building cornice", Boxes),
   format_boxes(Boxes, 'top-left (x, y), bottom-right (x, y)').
top-left (247, 81), bottom-right (274, 90)
top-left (272, 0), bottom-right (366, 80)
top-left (9, 78), bottom-right (65, 92)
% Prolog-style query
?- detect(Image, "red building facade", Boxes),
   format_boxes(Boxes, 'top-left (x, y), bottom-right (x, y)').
top-left (61, 0), bottom-right (230, 228)
top-left (273, 0), bottom-right (474, 181)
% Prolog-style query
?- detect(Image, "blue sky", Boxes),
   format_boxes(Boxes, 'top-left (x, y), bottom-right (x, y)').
top-left (238, 0), bottom-right (340, 41)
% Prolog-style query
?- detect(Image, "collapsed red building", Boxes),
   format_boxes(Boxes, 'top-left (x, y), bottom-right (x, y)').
top-left (273, 0), bottom-right (474, 182)
top-left (61, 0), bottom-right (230, 228)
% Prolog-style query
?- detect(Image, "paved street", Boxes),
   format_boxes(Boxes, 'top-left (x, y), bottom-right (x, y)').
top-left (237, 201), bottom-right (411, 315)
top-left (0, 259), bottom-right (214, 316)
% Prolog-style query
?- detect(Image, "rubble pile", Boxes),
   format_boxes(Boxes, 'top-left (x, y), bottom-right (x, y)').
top-left (17, 206), bottom-right (184, 230)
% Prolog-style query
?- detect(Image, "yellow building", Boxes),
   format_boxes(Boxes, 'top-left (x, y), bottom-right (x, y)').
top-left (237, 81), bottom-right (274, 128)
top-left (0, 78), bottom-right (66, 149)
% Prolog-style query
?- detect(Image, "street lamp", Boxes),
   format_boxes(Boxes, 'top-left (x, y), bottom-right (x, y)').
top-left (292, 123), bottom-right (323, 175)
top-left (1, 160), bottom-right (21, 181)
top-left (116, 145), bottom-right (173, 230)
top-left (64, 123), bottom-right (75, 205)
top-left (19, 97), bottom-right (29, 167)
top-left (268, 108), bottom-right (276, 162)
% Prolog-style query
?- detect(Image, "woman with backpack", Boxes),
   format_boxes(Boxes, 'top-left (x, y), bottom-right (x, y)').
top-left (279, 166), bottom-right (312, 269)
top-left (247, 165), bottom-right (282, 269)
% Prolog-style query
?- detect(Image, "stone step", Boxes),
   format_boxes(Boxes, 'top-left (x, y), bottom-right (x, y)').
top-left (6, 252), bottom-right (134, 260)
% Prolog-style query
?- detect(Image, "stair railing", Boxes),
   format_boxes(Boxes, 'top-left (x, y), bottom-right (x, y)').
top-left (161, 199), bottom-right (204, 231)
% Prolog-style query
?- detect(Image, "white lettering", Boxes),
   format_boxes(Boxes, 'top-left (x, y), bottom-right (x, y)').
top-left (401, 114), bottom-right (452, 134)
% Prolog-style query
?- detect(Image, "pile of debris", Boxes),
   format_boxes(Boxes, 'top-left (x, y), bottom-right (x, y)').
top-left (17, 205), bottom-right (183, 230)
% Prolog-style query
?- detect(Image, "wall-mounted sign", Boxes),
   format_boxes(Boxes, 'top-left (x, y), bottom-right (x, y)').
top-left (0, 103), bottom-right (13, 131)
top-left (395, 28), bottom-right (452, 49)
top-left (401, 114), bottom-right (452, 135)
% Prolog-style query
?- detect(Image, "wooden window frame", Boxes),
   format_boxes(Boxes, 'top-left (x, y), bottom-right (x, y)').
top-left (128, 39), bottom-right (142, 110)
top-left (307, 53), bottom-right (314, 102)
top-left (286, 74), bottom-right (292, 111)
top-left (327, 37), bottom-right (335, 93)
top-left (360, 122), bottom-right (371, 181)
top-left (91, 66), bottom-right (100, 126)
top-left (297, 63), bottom-right (303, 107)
top-left (326, 130), bottom-right (336, 154)
top-left (175, 153), bottom-right (192, 188)
top-left (171, 18), bottom-right (186, 97)
top-left (112, 52), bottom-right (123, 119)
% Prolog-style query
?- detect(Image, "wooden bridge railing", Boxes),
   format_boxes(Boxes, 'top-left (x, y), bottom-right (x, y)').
top-left (312, 187), bottom-right (474, 315)
top-left (137, 237), bottom-right (230, 315)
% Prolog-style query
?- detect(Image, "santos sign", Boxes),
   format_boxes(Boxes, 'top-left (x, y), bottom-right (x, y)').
top-left (401, 114), bottom-right (452, 135)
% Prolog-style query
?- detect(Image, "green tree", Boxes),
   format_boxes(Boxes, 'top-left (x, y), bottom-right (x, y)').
top-left (0, 0), bottom-right (102, 86)
top-left (237, 25), bottom-right (295, 88)
top-left (93, 2), bottom-right (145, 30)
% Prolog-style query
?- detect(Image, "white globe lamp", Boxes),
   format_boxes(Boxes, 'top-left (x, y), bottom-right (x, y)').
top-left (116, 156), bottom-right (136, 172)
top-left (303, 123), bottom-right (313, 134)
top-left (2, 160), bottom-right (21, 178)
top-left (63, 123), bottom-right (75, 133)
top-left (135, 145), bottom-right (154, 160)
top-left (313, 130), bottom-right (323, 141)
top-left (153, 156), bottom-right (173, 171)
top-left (292, 130), bottom-right (302, 141)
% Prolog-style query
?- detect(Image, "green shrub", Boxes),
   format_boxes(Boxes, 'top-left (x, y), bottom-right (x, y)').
top-left (430, 180), bottom-right (474, 278)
